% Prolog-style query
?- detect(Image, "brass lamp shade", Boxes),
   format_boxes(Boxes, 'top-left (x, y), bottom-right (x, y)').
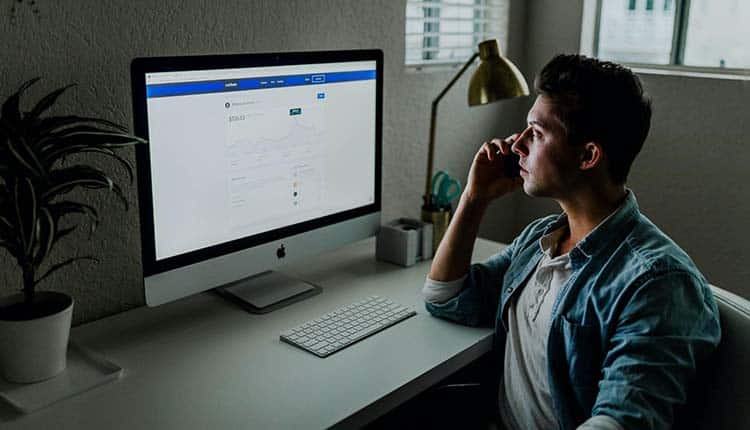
top-left (468, 39), bottom-right (529, 106)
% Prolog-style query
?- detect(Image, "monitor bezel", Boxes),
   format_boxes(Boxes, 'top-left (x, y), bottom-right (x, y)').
top-left (131, 49), bottom-right (383, 277)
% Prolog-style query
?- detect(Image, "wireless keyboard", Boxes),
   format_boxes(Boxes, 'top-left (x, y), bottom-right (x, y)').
top-left (280, 296), bottom-right (417, 357)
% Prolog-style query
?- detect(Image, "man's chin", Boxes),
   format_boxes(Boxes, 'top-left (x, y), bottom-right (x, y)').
top-left (522, 182), bottom-right (551, 198)
top-left (522, 182), bottom-right (538, 197)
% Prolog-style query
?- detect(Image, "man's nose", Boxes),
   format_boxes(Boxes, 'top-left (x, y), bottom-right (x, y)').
top-left (511, 126), bottom-right (532, 156)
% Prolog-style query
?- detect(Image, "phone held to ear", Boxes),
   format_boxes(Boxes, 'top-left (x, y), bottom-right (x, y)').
top-left (503, 152), bottom-right (521, 178)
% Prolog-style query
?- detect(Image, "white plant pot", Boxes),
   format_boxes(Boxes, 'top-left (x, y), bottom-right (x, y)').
top-left (0, 291), bottom-right (74, 383)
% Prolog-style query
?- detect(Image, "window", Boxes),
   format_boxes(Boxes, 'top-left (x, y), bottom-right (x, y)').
top-left (405, 0), bottom-right (509, 67)
top-left (590, 0), bottom-right (750, 72)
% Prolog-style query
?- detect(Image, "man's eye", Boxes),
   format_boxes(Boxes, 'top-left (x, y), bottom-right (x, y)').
top-left (533, 131), bottom-right (541, 139)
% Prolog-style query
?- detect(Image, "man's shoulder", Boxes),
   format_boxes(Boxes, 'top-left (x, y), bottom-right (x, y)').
top-left (619, 213), bottom-right (704, 282)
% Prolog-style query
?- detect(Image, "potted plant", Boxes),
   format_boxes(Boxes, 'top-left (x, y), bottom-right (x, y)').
top-left (0, 78), bottom-right (145, 383)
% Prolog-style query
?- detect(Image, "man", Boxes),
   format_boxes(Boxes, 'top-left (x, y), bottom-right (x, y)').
top-left (423, 54), bottom-right (721, 429)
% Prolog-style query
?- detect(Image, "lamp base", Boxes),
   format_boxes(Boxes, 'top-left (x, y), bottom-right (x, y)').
top-left (421, 206), bottom-right (451, 253)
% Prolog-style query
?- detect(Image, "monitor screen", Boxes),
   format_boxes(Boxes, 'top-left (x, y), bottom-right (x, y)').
top-left (132, 50), bottom-right (382, 308)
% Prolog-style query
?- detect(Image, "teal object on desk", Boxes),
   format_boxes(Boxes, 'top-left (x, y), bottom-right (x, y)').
top-left (431, 171), bottom-right (461, 209)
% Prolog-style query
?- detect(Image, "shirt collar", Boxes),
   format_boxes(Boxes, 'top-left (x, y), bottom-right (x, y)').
top-left (541, 189), bottom-right (640, 268)
top-left (538, 227), bottom-right (573, 269)
top-left (539, 226), bottom-right (567, 258)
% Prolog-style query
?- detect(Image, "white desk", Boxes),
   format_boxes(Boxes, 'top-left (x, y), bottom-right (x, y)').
top-left (1, 237), bottom-right (503, 429)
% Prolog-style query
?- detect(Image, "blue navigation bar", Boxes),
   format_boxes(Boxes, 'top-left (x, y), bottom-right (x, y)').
top-left (147, 70), bottom-right (376, 98)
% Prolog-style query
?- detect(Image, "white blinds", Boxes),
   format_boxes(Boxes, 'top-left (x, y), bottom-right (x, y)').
top-left (405, 0), bottom-right (509, 67)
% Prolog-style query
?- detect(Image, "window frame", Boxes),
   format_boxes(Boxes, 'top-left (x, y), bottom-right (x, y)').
top-left (405, 0), bottom-right (509, 71)
top-left (582, 0), bottom-right (750, 79)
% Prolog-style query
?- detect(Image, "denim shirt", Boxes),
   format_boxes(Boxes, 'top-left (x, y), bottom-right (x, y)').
top-left (425, 192), bottom-right (721, 430)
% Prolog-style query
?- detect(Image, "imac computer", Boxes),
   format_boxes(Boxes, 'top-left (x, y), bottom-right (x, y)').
top-left (131, 50), bottom-right (382, 312)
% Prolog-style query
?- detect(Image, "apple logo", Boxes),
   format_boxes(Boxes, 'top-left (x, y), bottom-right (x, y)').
top-left (276, 244), bottom-right (286, 259)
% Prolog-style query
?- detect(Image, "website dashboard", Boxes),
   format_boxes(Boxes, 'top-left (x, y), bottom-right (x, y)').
top-left (145, 61), bottom-right (377, 260)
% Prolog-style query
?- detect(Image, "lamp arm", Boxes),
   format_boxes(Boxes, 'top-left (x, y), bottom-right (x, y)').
top-left (424, 52), bottom-right (480, 205)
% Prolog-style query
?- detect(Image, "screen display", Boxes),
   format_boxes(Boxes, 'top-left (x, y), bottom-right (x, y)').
top-left (143, 61), bottom-right (377, 260)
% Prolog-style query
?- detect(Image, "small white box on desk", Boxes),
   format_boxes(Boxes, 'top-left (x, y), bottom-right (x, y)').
top-left (375, 218), bottom-right (433, 266)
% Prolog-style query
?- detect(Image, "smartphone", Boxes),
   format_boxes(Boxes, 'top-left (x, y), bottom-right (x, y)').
top-left (503, 152), bottom-right (521, 178)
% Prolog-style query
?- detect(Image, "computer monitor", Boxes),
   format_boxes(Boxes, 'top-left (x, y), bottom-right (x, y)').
top-left (131, 50), bottom-right (382, 312)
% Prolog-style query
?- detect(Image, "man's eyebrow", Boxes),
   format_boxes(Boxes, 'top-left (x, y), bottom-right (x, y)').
top-left (528, 117), bottom-right (567, 133)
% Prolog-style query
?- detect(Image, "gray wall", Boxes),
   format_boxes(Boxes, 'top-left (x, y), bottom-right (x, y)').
top-left (2, 0), bottom-right (746, 325)
top-left (0, 0), bottom-right (525, 324)
top-left (515, 0), bottom-right (750, 298)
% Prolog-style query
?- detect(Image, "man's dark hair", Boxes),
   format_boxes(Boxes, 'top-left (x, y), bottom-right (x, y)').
top-left (534, 54), bottom-right (652, 185)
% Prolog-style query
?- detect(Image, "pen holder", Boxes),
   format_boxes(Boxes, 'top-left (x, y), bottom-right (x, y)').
top-left (421, 207), bottom-right (451, 253)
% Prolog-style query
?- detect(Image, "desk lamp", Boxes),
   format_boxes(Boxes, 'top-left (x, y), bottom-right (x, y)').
top-left (422, 39), bottom-right (529, 250)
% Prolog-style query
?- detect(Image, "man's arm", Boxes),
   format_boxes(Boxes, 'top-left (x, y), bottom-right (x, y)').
top-left (428, 136), bottom-right (523, 282)
top-left (428, 193), bottom-right (490, 282)
top-left (592, 272), bottom-right (721, 429)
top-left (423, 137), bottom-right (523, 326)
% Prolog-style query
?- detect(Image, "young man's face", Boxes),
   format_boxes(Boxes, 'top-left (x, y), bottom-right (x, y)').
top-left (511, 95), bottom-right (583, 199)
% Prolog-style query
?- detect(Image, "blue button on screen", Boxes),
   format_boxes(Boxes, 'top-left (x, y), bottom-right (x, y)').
top-left (317, 93), bottom-right (326, 99)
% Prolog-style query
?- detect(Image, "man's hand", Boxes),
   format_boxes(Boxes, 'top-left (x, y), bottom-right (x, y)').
top-left (428, 135), bottom-right (523, 282)
top-left (464, 135), bottom-right (523, 204)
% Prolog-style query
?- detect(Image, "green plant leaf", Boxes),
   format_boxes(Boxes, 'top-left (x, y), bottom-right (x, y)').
top-left (33, 207), bottom-right (55, 266)
top-left (44, 178), bottom-right (113, 199)
top-left (6, 137), bottom-right (44, 178)
top-left (38, 200), bottom-right (101, 262)
top-left (37, 130), bottom-right (146, 151)
top-left (37, 143), bottom-right (93, 165)
top-left (35, 132), bottom-right (145, 163)
top-left (52, 226), bottom-right (77, 246)
top-left (48, 200), bottom-right (100, 230)
top-left (43, 165), bottom-right (129, 209)
top-left (34, 256), bottom-right (98, 288)
top-left (20, 178), bottom-right (37, 257)
top-left (1, 78), bottom-right (40, 122)
top-left (46, 164), bottom-right (110, 185)
top-left (34, 125), bottom-right (124, 152)
top-left (43, 124), bottom-right (125, 137)
top-left (83, 148), bottom-right (134, 183)
top-left (12, 178), bottom-right (36, 257)
top-left (36, 115), bottom-right (128, 135)
top-left (41, 146), bottom-right (135, 183)
top-left (0, 214), bottom-right (12, 231)
top-left (27, 84), bottom-right (76, 120)
top-left (26, 179), bottom-right (37, 259)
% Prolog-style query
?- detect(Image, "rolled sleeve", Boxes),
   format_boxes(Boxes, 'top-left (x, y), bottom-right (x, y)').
top-left (423, 215), bottom-right (554, 327)
top-left (423, 275), bottom-right (466, 304)
top-left (424, 244), bottom-right (513, 327)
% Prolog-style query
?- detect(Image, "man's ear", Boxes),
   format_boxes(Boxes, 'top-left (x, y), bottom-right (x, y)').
top-left (579, 142), bottom-right (603, 171)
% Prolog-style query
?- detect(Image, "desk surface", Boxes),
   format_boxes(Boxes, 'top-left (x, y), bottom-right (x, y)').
top-left (1, 237), bottom-right (503, 429)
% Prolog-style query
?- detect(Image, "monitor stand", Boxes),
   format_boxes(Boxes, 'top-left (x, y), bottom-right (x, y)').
top-left (214, 271), bottom-right (321, 314)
